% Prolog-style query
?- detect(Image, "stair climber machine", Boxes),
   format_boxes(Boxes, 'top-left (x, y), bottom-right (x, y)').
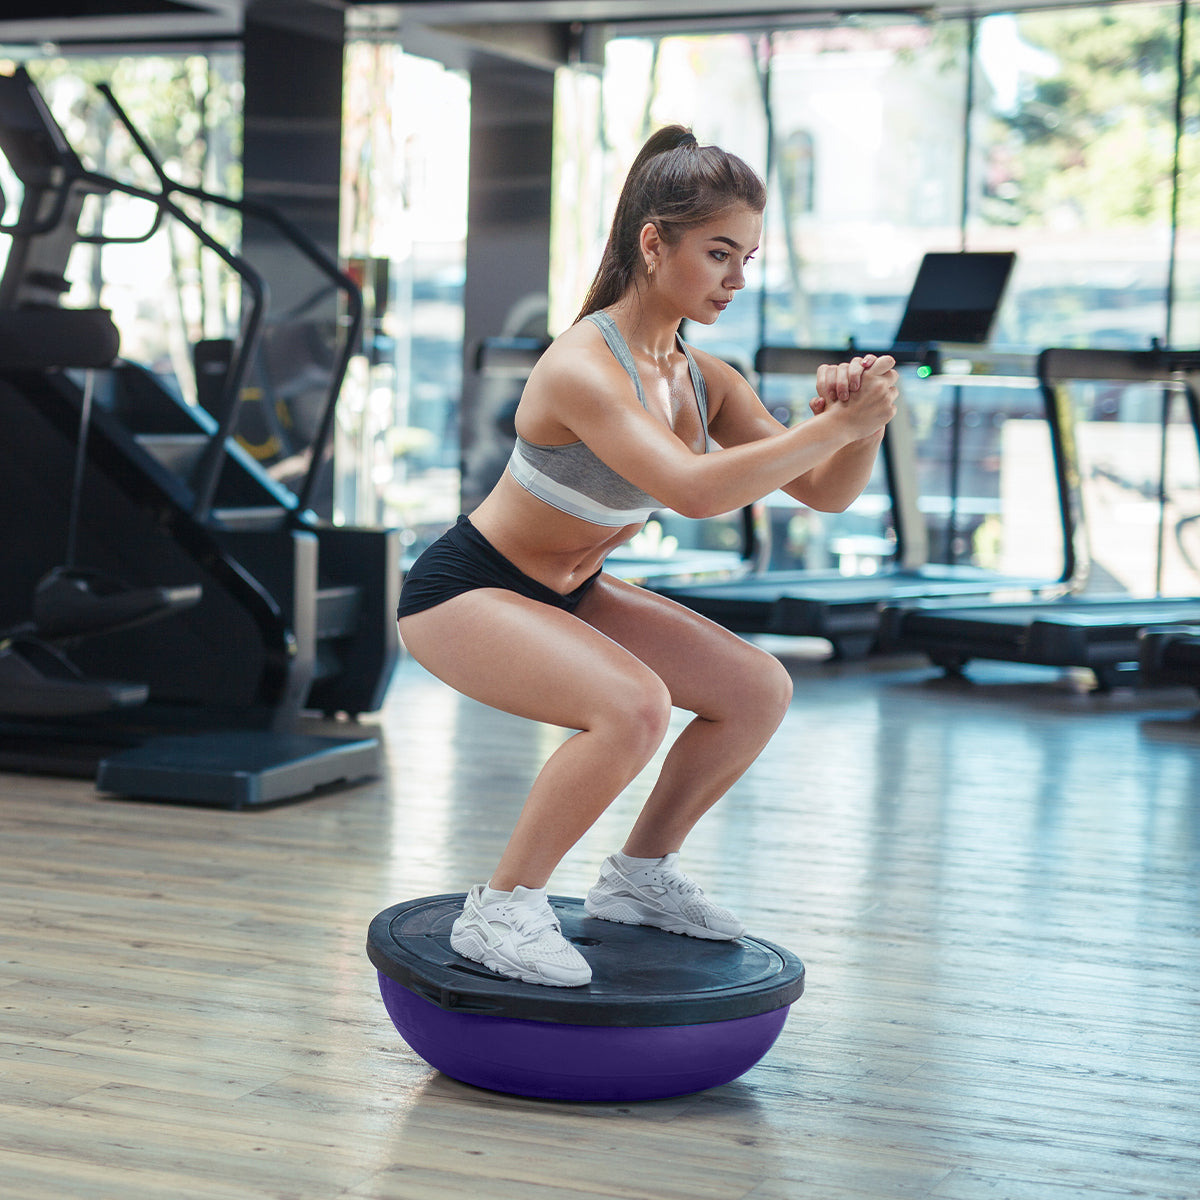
top-left (0, 67), bottom-right (400, 806)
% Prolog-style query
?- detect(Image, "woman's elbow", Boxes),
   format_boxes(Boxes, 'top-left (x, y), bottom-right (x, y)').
top-left (648, 474), bottom-right (726, 521)
top-left (667, 494), bottom-right (725, 521)
top-left (808, 495), bottom-right (853, 514)
top-left (783, 481), bottom-right (852, 515)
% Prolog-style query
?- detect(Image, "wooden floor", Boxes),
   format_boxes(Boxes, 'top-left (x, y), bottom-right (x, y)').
top-left (3, 641), bottom-right (1200, 1200)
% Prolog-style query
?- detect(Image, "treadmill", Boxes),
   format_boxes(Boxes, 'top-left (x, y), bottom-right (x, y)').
top-left (653, 252), bottom-right (1069, 657)
top-left (880, 347), bottom-right (1200, 689)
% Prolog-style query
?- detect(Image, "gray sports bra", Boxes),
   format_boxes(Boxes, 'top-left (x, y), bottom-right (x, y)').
top-left (506, 310), bottom-right (710, 527)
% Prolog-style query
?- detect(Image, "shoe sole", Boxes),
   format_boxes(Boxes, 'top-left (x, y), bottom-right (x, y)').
top-left (584, 898), bottom-right (743, 941)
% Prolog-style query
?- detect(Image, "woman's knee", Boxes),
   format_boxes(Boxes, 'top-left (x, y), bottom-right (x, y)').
top-left (764, 653), bottom-right (794, 721)
top-left (714, 644), bottom-right (793, 728)
top-left (595, 668), bottom-right (673, 759)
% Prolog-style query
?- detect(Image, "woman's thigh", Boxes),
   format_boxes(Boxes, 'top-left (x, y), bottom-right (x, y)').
top-left (573, 574), bottom-right (793, 719)
top-left (398, 587), bottom-right (671, 731)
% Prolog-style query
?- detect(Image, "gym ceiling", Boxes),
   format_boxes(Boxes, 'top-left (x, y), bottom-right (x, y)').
top-left (0, 0), bottom-right (1140, 56)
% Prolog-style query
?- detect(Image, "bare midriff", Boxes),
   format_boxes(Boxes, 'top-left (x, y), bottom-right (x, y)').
top-left (469, 470), bottom-right (643, 595)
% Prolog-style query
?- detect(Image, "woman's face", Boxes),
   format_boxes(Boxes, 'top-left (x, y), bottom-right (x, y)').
top-left (653, 204), bottom-right (762, 325)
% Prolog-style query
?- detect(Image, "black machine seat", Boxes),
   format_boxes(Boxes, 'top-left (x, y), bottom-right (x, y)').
top-left (0, 306), bottom-right (119, 369)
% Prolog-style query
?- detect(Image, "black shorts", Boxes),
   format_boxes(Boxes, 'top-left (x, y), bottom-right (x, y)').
top-left (397, 515), bottom-right (602, 619)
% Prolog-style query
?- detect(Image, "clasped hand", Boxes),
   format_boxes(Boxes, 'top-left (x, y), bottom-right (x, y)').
top-left (810, 354), bottom-right (899, 439)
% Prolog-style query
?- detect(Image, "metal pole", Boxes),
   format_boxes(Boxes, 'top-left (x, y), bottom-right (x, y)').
top-left (1158, 1), bottom-right (1187, 593)
top-left (960, 15), bottom-right (976, 251)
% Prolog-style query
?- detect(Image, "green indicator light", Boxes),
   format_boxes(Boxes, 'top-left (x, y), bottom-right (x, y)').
top-left (917, 364), bottom-right (932, 378)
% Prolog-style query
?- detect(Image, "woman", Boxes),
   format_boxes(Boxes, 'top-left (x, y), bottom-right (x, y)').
top-left (397, 125), bottom-right (898, 987)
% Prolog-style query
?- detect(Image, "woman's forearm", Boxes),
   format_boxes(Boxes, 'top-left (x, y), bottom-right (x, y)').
top-left (656, 411), bottom-right (863, 519)
top-left (782, 430), bottom-right (885, 513)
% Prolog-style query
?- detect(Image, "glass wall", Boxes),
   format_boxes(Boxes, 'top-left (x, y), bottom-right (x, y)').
top-left (338, 40), bottom-right (469, 541)
top-left (1177, 1), bottom-right (1200, 344)
top-left (974, 5), bottom-right (1178, 349)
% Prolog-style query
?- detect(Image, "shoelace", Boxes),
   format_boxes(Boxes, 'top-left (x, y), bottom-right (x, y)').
top-left (643, 863), bottom-right (703, 898)
top-left (496, 901), bottom-right (561, 938)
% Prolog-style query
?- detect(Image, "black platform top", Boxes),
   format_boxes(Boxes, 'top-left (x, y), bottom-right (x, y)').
top-left (367, 894), bottom-right (806, 1027)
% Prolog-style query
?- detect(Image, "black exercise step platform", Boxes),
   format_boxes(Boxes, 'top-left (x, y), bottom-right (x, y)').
top-left (95, 729), bottom-right (381, 809)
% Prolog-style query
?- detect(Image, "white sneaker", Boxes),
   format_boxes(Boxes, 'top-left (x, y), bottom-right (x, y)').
top-left (585, 853), bottom-right (746, 940)
top-left (450, 884), bottom-right (592, 987)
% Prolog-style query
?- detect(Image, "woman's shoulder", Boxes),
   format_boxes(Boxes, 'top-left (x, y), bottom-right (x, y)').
top-left (546, 316), bottom-right (600, 351)
top-left (518, 319), bottom-right (645, 442)
top-left (530, 318), bottom-right (627, 393)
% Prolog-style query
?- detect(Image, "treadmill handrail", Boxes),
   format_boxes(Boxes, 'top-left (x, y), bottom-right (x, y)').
top-left (1038, 345), bottom-right (1200, 384)
top-left (1037, 343), bottom-right (1200, 596)
top-left (757, 341), bottom-right (1078, 585)
top-left (754, 342), bottom-right (925, 571)
top-left (755, 343), bottom-right (934, 375)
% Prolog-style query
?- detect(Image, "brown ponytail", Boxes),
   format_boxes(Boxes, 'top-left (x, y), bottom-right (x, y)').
top-left (575, 125), bottom-right (766, 322)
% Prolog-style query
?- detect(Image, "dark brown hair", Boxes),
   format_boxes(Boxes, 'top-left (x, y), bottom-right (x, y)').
top-left (575, 125), bottom-right (766, 321)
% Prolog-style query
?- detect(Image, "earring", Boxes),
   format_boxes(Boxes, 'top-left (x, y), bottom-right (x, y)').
top-left (647, 262), bottom-right (655, 278)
